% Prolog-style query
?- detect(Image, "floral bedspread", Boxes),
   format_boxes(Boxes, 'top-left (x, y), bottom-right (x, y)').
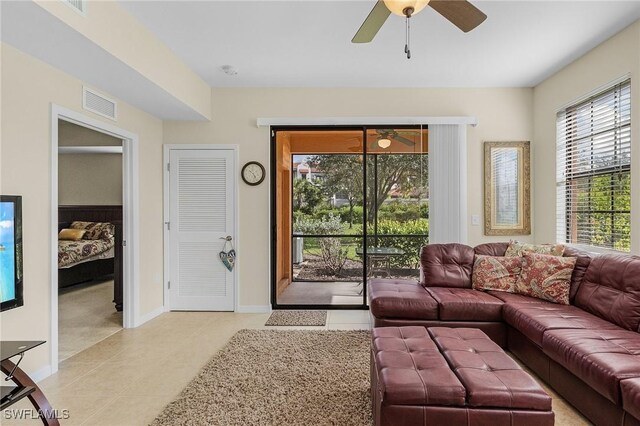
top-left (58, 237), bottom-right (114, 268)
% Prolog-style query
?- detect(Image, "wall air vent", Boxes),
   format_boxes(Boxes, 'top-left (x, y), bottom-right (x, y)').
top-left (83, 87), bottom-right (117, 121)
top-left (62, 0), bottom-right (86, 15)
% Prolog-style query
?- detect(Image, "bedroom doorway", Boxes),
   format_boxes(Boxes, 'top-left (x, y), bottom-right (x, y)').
top-left (50, 105), bottom-right (140, 371)
top-left (56, 121), bottom-right (124, 361)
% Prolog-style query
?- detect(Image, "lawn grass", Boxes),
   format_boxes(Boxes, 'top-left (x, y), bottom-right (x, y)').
top-left (302, 239), bottom-right (362, 261)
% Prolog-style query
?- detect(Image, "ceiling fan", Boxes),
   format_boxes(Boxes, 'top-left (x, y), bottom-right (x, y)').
top-left (352, 0), bottom-right (487, 58)
top-left (373, 129), bottom-right (419, 149)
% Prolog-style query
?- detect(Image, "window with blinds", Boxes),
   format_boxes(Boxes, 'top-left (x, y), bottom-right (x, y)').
top-left (556, 79), bottom-right (631, 251)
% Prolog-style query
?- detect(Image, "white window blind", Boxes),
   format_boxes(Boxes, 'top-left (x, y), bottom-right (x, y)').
top-left (556, 79), bottom-right (631, 251)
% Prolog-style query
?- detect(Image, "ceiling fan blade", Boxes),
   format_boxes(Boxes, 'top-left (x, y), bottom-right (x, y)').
top-left (429, 0), bottom-right (487, 33)
top-left (352, 1), bottom-right (391, 43)
top-left (394, 135), bottom-right (416, 146)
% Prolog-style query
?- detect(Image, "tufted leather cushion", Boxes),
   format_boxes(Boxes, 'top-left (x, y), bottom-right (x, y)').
top-left (428, 327), bottom-right (552, 410)
top-left (621, 378), bottom-right (640, 420)
top-left (420, 243), bottom-right (475, 288)
top-left (575, 254), bottom-right (640, 332)
top-left (503, 303), bottom-right (619, 347)
top-left (542, 328), bottom-right (640, 404)
top-left (563, 246), bottom-right (592, 301)
top-left (474, 242), bottom-right (509, 257)
top-left (371, 327), bottom-right (466, 406)
top-left (486, 291), bottom-right (547, 305)
top-left (425, 287), bottom-right (504, 321)
top-left (368, 279), bottom-right (438, 320)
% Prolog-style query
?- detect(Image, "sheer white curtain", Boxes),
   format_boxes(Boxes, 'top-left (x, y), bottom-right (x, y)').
top-left (428, 124), bottom-right (468, 244)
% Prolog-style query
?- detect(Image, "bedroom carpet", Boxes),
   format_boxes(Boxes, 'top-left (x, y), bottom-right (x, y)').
top-left (265, 310), bottom-right (327, 326)
top-left (151, 329), bottom-right (372, 426)
top-left (58, 279), bottom-right (122, 361)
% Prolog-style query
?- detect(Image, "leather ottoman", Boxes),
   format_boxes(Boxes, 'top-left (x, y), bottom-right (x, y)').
top-left (371, 326), bottom-right (554, 426)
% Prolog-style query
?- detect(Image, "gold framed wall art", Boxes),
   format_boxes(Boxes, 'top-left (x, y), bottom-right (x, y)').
top-left (484, 141), bottom-right (531, 235)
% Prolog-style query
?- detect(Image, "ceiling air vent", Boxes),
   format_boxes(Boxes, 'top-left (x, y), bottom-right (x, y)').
top-left (62, 0), bottom-right (86, 15)
top-left (83, 87), bottom-right (117, 121)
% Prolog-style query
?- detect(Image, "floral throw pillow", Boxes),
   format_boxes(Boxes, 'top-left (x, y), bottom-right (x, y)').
top-left (505, 240), bottom-right (565, 257)
top-left (472, 255), bottom-right (523, 293)
top-left (515, 252), bottom-right (577, 305)
top-left (70, 221), bottom-right (115, 240)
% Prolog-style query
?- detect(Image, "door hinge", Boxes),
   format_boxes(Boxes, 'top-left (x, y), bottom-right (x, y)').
top-left (165, 221), bottom-right (170, 230)
top-left (167, 163), bottom-right (170, 172)
top-left (168, 281), bottom-right (171, 289)
top-left (122, 240), bottom-right (127, 247)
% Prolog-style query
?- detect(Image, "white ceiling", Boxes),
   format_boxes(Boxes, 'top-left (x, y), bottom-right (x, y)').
top-left (2, 1), bottom-right (639, 121)
top-left (120, 0), bottom-right (640, 88)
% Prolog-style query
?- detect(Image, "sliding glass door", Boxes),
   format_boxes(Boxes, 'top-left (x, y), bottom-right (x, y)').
top-left (365, 154), bottom-right (428, 281)
top-left (271, 126), bottom-right (428, 308)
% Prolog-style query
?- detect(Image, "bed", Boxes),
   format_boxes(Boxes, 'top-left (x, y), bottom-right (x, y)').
top-left (58, 205), bottom-right (123, 311)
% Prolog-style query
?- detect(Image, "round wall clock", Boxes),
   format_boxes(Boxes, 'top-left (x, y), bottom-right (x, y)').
top-left (241, 161), bottom-right (265, 186)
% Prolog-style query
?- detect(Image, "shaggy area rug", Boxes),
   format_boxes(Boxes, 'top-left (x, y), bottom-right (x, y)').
top-left (150, 329), bottom-right (371, 426)
top-left (264, 310), bottom-right (327, 326)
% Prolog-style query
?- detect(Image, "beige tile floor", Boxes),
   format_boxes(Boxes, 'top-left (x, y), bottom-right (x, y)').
top-left (3, 310), bottom-right (590, 425)
top-left (58, 280), bottom-right (123, 361)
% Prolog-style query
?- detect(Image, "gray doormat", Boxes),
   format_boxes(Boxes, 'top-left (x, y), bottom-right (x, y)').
top-left (265, 310), bottom-right (327, 326)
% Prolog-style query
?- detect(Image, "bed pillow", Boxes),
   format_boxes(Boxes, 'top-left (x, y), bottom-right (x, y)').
top-left (515, 252), bottom-right (577, 305)
top-left (58, 228), bottom-right (86, 241)
top-left (70, 221), bottom-right (115, 240)
top-left (505, 240), bottom-right (565, 257)
top-left (472, 255), bottom-right (523, 293)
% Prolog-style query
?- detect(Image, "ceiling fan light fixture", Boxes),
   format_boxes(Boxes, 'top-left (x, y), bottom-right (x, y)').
top-left (383, 0), bottom-right (430, 17)
top-left (378, 138), bottom-right (392, 149)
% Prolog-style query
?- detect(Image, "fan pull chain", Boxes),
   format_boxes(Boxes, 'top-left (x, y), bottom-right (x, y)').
top-left (404, 16), bottom-right (411, 59)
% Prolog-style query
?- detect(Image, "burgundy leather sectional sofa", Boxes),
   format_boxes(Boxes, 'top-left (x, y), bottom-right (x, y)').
top-left (368, 242), bottom-right (640, 426)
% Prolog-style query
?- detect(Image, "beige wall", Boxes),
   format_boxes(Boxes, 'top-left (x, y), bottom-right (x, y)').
top-left (58, 154), bottom-right (123, 205)
top-left (58, 121), bottom-right (123, 206)
top-left (533, 21), bottom-right (640, 254)
top-left (0, 43), bottom-right (165, 374)
top-left (58, 120), bottom-right (122, 147)
top-left (164, 87), bottom-right (534, 308)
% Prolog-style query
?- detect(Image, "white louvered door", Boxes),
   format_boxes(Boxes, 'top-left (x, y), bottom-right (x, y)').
top-left (168, 149), bottom-right (236, 311)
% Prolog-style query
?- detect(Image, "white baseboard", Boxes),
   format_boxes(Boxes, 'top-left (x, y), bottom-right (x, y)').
top-left (134, 306), bottom-right (164, 327)
top-left (236, 305), bottom-right (271, 314)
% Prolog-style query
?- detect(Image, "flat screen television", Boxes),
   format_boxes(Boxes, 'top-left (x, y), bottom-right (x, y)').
top-left (0, 195), bottom-right (23, 312)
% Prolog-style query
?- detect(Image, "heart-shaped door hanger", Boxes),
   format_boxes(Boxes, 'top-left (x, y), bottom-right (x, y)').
top-left (219, 236), bottom-right (236, 272)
